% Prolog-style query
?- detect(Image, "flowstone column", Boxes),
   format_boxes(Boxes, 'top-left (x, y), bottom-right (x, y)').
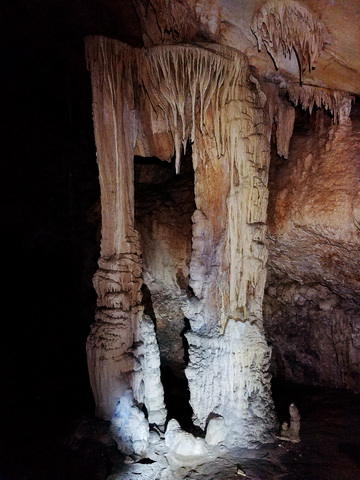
top-left (85, 36), bottom-right (275, 450)
top-left (138, 42), bottom-right (275, 447)
top-left (85, 37), bottom-right (166, 425)
top-left (182, 47), bottom-right (276, 447)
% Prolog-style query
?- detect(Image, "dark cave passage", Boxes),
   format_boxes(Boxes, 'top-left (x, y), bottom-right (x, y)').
top-left (134, 151), bottom-right (199, 433)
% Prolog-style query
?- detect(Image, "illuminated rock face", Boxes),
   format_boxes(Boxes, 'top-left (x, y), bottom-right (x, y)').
top-left (185, 320), bottom-right (274, 447)
top-left (84, 0), bottom-right (359, 458)
top-left (86, 37), bottom-right (275, 452)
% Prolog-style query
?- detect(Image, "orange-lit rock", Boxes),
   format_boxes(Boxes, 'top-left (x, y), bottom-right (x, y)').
top-left (264, 104), bottom-right (360, 390)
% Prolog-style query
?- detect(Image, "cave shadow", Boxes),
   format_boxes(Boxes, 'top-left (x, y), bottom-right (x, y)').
top-left (160, 316), bottom-right (204, 435)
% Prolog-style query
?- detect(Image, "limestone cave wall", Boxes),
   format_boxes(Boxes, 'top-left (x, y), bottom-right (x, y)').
top-left (264, 102), bottom-right (360, 391)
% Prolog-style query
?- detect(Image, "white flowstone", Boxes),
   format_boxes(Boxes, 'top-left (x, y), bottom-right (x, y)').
top-left (165, 419), bottom-right (210, 462)
top-left (132, 315), bottom-right (167, 426)
top-left (205, 416), bottom-right (226, 446)
top-left (111, 389), bottom-right (150, 457)
top-left (185, 320), bottom-right (275, 448)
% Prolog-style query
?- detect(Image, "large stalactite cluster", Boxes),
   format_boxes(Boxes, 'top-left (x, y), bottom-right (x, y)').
top-left (251, 0), bottom-right (327, 75)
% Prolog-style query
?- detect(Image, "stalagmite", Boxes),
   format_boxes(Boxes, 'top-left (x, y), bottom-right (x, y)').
top-left (131, 315), bottom-right (167, 426)
top-left (260, 77), bottom-right (353, 160)
top-left (165, 419), bottom-right (209, 460)
top-left (277, 403), bottom-right (301, 443)
top-left (111, 389), bottom-right (150, 457)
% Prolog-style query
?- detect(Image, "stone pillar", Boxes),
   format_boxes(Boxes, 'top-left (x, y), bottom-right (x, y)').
top-left (85, 37), bottom-right (142, 419)
top-left (85, 37), bottom-right (275, 448)
top-left (85, 38), bottom-right (166, 426)
top-left (183, 47), bottom-right (275, 446)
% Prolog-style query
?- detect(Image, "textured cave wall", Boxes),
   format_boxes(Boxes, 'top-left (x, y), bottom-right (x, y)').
top-left (264, 102), bottom-right (360, 391)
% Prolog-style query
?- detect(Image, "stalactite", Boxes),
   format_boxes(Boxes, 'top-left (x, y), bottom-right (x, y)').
top-left (251, 0), bottom-right (327, 78)
top-left (137, 42), bottom-right (271, 331)
top-left (261, 76), bottom-right (353, 161)
top-left (139, 43), bottom-right (245, 174)
top-left (287, 84), bottom-right (353, 123)
top-left (261, 81), bottom-right (295, 158)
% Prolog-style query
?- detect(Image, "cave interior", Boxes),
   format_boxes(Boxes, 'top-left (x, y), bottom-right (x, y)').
top-left (1, 1), bottom-right (360, 479)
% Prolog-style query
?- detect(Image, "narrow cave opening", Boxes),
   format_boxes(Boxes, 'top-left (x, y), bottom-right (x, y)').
top-left (134, 149), bottom-right (199, 433)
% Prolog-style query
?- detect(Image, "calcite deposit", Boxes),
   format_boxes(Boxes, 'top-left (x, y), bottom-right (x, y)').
top-left (86, 35), bottom-right (275, 453)
top-left (84, 0), bottom-right (360, 464)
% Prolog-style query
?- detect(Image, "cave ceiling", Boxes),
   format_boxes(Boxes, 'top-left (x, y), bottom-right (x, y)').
top-left (14, 0), bottom-right (360, 96)
top-left (133, 0), bottom-right (360, 96)
top-left (220, 0), bottom-right (360, 95)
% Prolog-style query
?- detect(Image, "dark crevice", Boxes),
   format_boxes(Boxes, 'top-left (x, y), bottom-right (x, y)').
top-left (161, 364), bottom-right (203, 436)
top-left (141, 283), bottom-right (157, 328)
top-left (181, 317), bottom-right (191, 366)
top-left (134, 150), bottom-right (199, 434)
top-left (136, 458), bottom-right (155, 464)
top-left (160, 315), bottom-right (201, 434)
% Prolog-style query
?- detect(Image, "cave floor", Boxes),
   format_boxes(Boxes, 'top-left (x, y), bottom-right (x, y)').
top-left (112, 383), bottom-right (360, 480)
top-left (1, 383), bottom-right (360, 480)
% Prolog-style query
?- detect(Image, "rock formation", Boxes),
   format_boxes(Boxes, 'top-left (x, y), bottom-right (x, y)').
top-left (277, 403), bottom-right (301, 443)
top-left (264, 103), bottom-right (360, 391)
top-left (83, 0), bottom-right (360, 462)
top-left (85, 35), bottom-right (275, 453)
